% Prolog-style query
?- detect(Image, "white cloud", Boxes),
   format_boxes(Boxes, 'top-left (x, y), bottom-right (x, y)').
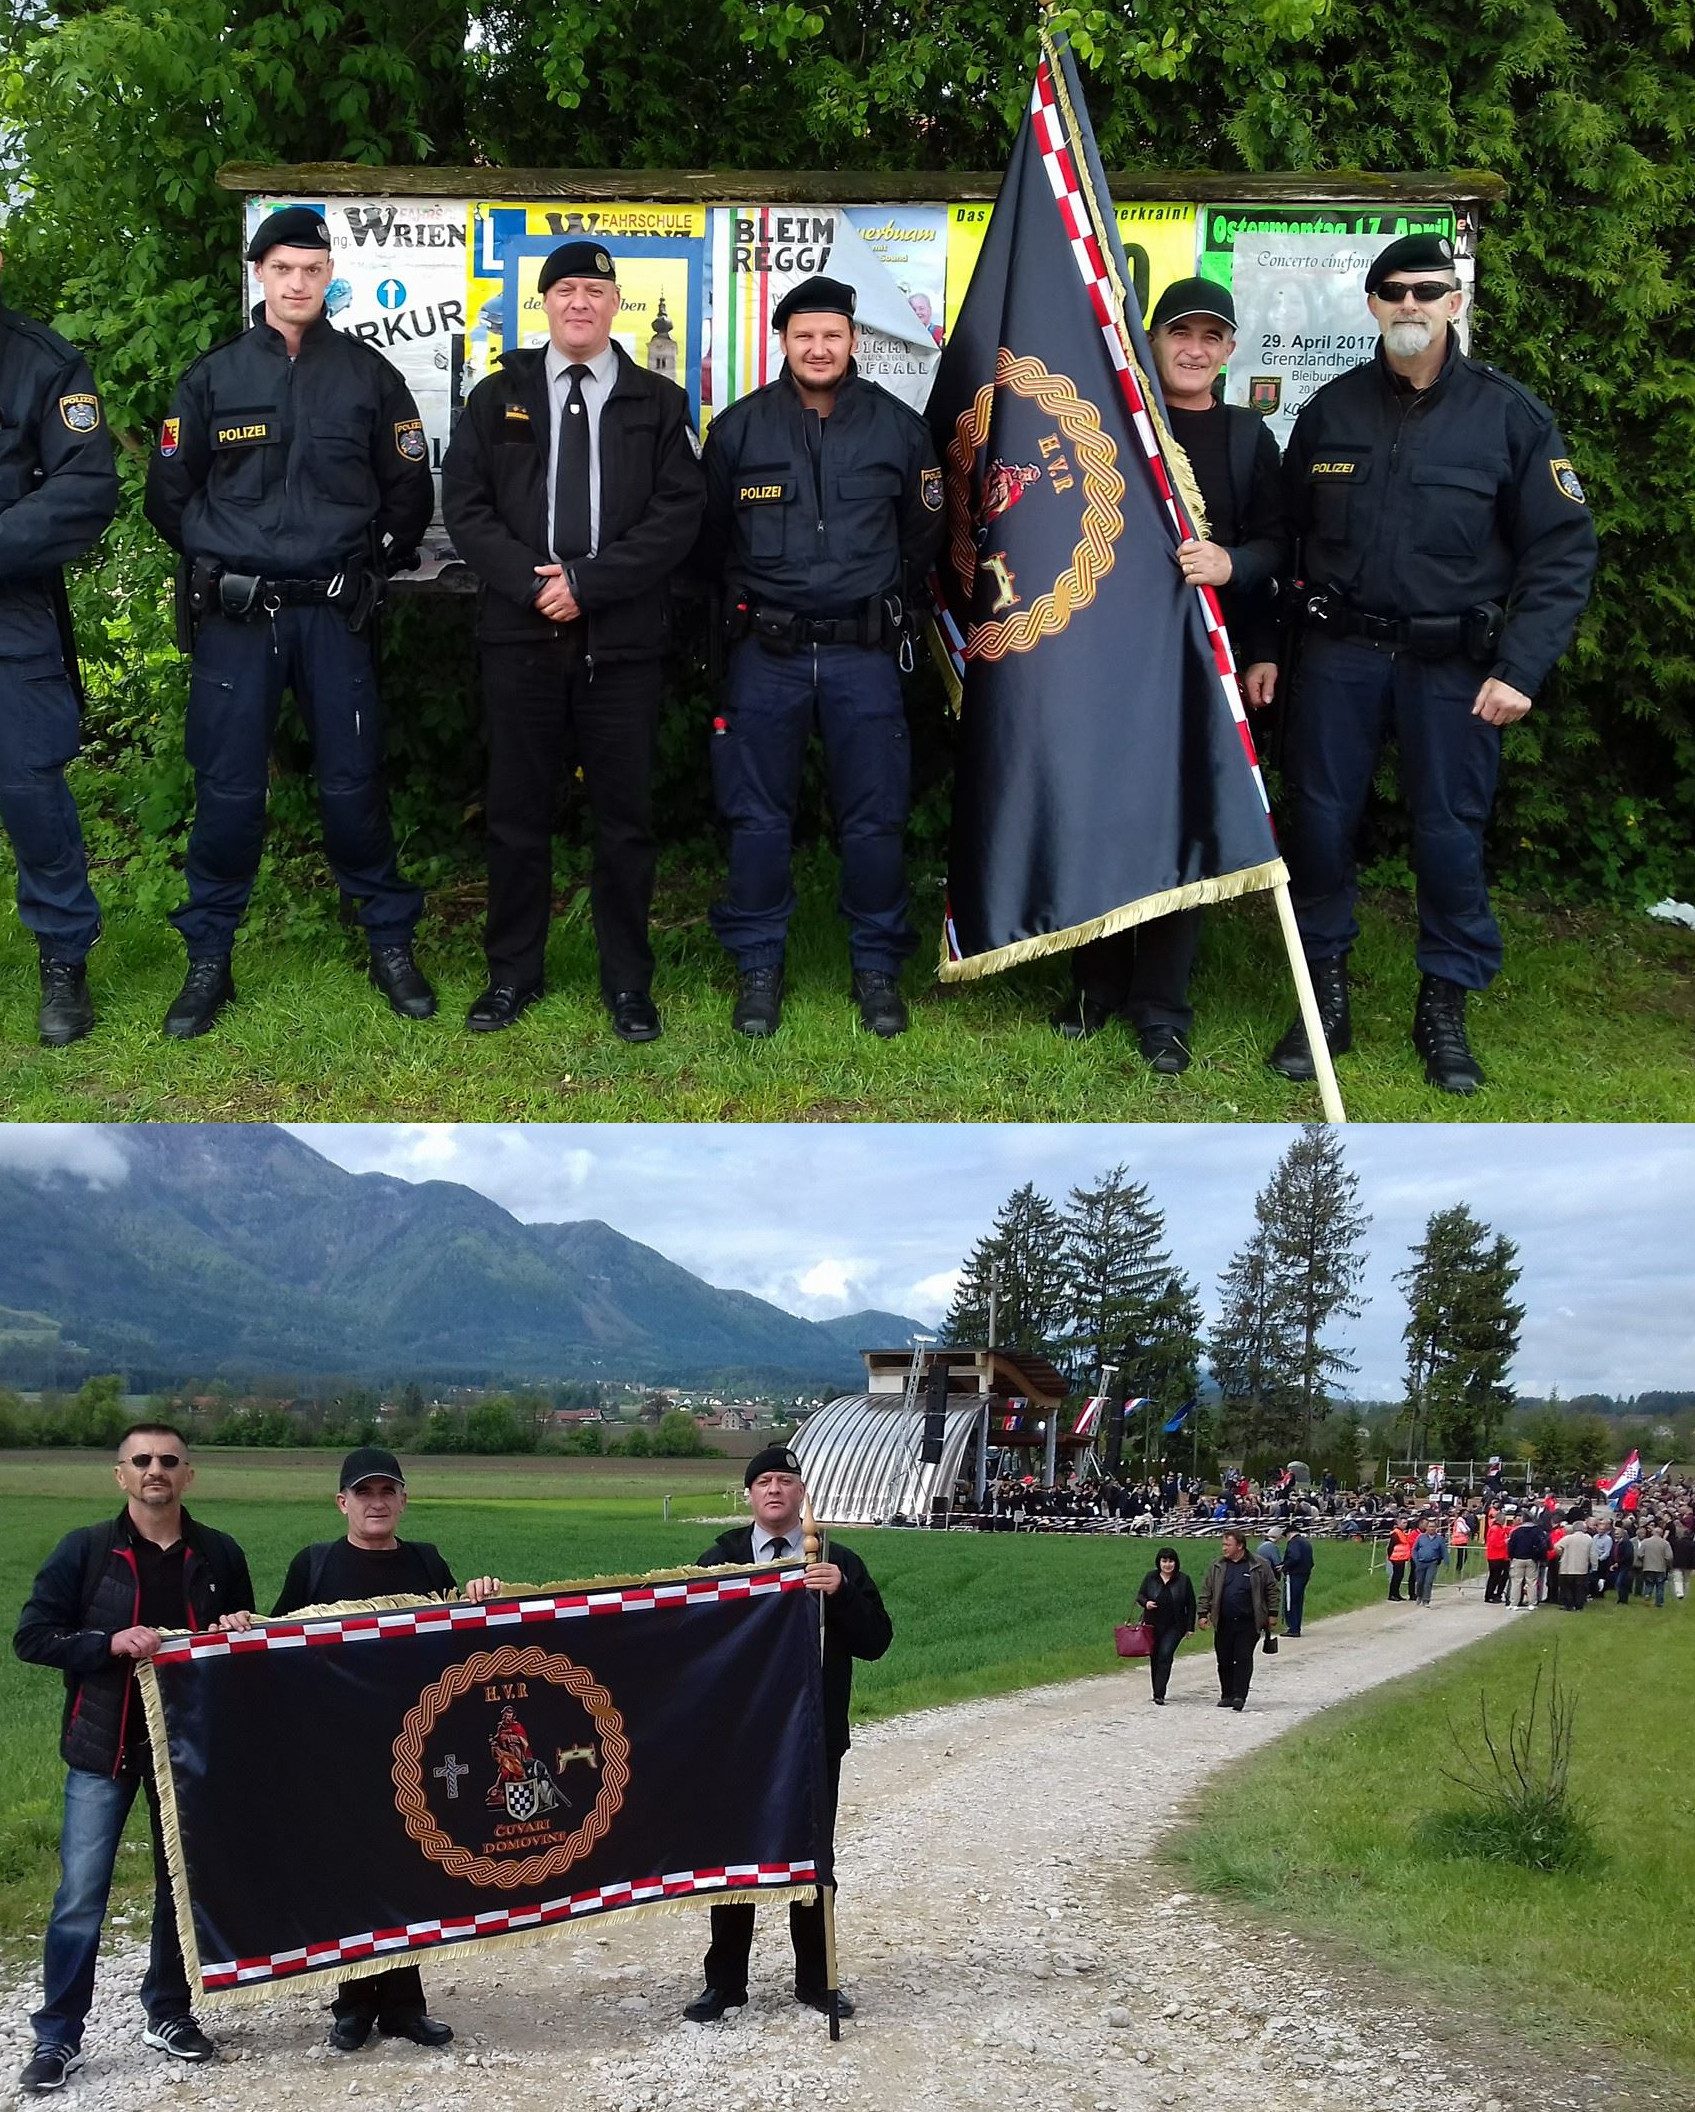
top-left (0, 1126), bottom-right (128, 1186)
top-left (796, 1259), bottom-right (857, 1305)
top-left (911, 1268), bottom-right (963, 1315)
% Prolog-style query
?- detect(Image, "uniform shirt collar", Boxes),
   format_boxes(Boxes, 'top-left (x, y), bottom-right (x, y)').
top-left (545, 339), bottom-right (619, 390)
top-left (752, 1521), bottom-right (802, 1563)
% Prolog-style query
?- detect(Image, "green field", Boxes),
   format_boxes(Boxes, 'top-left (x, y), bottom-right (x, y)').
top-left (2, 852), bottom-right (1690, 1120)
top-left (0, 1454), bottom-right (1383, 1965)
top-left (1164, 1597), bottom-right (1695, 2083)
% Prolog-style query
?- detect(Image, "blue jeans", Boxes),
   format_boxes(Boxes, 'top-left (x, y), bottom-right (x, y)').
top-left (32, 1766), bottom-right (190, 2051)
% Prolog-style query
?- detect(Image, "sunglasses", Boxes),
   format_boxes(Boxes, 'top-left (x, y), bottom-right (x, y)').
top-left (125, 1452), bottom-right (183, 1470)
top-left (1375, 280), bottom-right (1459, 305)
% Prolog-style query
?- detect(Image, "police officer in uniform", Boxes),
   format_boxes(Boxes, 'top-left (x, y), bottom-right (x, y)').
top-left (699, 276), bottom-right (943, 1039)
top-left (441, 240), bottom-right (703, 1042)
top-left (0, 271), bottom-right (119, 1046)
top-left (1054, 277), bottom-right (1287, 1072)
top-left (683, 1446), bottom-right (892, 2023)
top-left (1268, 234), bottom-right (1597, 1093)
top-left (144, 205), bottom-right (437, 1039)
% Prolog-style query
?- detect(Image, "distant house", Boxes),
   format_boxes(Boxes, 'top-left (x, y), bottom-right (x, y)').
top-left (549, 1408), bottom-right (605, 1427)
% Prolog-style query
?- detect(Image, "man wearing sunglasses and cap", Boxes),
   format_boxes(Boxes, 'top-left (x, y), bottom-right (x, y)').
top-left (682, 1445), bottom-right (892, 2023)
top-left (697, 275), bottom-right (943, 1040)
top-left (442, 240), bottom-right (704, 1045)
top-left (144, 205), bottom-right (440, 1041)
top-left (1056, 276), bottom-right (1288, 1071)
top-left (13, 1424), bottom-right (255, 2092)
top-left (1268, 232), bottom-right (1597, 1094)
top-left (261, 1446), bottom-right (502, 2053)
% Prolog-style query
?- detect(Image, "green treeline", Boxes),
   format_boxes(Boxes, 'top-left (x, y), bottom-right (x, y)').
top-left (1, 0), bottom-right (1690, 914)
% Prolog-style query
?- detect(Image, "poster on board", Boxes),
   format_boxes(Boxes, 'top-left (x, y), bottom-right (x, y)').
top-left (946, 201), bottom-right (1198, 335)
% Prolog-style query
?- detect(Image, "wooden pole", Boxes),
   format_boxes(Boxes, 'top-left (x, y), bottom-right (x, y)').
top-left (1270, 881), bottom-right (1347, 1125)
top-left (799, 1491), bottom-right (841, 2042)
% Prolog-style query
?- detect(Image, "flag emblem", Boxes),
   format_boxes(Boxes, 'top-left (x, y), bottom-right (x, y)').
top-left (159, 417), bottom-right (181, 458)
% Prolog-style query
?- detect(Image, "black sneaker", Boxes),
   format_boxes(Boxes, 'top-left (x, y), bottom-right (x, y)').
top-left (369, 942), bottom-right (438, 1020)
top-left (851, 968), bottom-right (908, 1038)
top-left (163, 956), bottom-right (234, 1040)
top-left (38, 957), bottom-right (94, 1047)
top-left (1412, 973), bottom-right (1484, 1094)
top-left (1267, 956), bottom-right (1351, 1080)
top-left (142, 2016), bottom-right (216, 2062)
top-left (732, 964), bottom-right (784, 1038)
top-left (20, 2045), bottom-right (84, 2094)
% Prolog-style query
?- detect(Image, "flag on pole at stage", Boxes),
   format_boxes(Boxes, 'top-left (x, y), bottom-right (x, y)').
top-left (1072, 1395), bottom-right (1105, 1438)
top-left (1160, 1402), bottom-right (1194, 1435)
top-left (137, 1566), bottom-right (827, 2003)
top-left (925, 24), bottom-right (1285, 980)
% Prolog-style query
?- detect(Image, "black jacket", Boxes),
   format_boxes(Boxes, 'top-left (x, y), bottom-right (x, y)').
top-left (700, 363), bottom-right (943, 613)
top-left (1285, 335), bottom-right (1598, 696)
top-left (1506, 1522), bottom-right (1548, 1562)
top-left (1282, 1531), bottom-right (1315, 1581)
top-left (14, 1508), bottom-right (255, 1776)
top-left (1170, 400), bottom-right (1288, 666)
top-left (1133, 1569), bottom-right (1197, 1637)
top-left (697, 1526), bottom-right (892, 1761)
top-left (0, 304), bottom-right (119, 664)
top-left (441, 342), bottom-right (703, 656)
top-left (144, 306), bottom-right (433, 579)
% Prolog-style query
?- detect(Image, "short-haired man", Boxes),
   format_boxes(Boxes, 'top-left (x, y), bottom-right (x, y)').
top-left (144, 206), bottom-right (439, 1038)
top-left (1196, 1528), bottom-right (1278, 1711)
top-left (1505, 1510), bottom-right (1548, 1608)
top-left (683, 1445), bottom-right (892, 2022)
top-left (266, 1446), bottom-right (501, 2051)
top-left (13, 1423), bottom-right (254, 2093)
top-left (442, 241), bottom-right (704, 1042)
top-left (699, 276), bottom-right (944, 1039)
top-left (1056, 277), bottom-right (1286, 1071)
top-left (0, 258), bottom-right (120, 1046)
top-left (1281, 1520), bottom-right (1315, 1636)
top-left (1270, 233), bottom-right (1598, 1093)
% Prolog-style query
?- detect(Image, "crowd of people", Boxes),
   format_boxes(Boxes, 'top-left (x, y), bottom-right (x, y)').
top-left (1381, 1482), bottom-right (1695, 1612)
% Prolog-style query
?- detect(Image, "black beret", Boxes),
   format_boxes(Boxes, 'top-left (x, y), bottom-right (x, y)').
top-left (772, 275), bottom-right (856, 332)
top-left (1148, 275), bottom-right (1236, 333)
top-left (1365, 234), bottom-right (1457, 293)
top-left (744, 1445), bottom-right (804, 1488)
top-left (538, 240), bottom-right (618, 293)
top-left (247, 206), bottom-right (332, 262)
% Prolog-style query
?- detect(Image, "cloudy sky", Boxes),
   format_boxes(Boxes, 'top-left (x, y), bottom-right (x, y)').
top-left (212, 1123), bottom-right (1695, 1401)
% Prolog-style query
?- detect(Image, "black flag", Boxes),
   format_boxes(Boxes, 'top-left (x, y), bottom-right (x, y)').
top-left (928, 30), bottom-right (1285, 979)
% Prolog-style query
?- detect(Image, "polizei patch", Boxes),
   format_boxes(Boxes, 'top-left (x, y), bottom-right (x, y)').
top-left (59, 393), bottom-right (101, 432)
top-left (1549, 457), bottom-right (1586, 504)
top-left (394, 417), bottom-right (427, 461)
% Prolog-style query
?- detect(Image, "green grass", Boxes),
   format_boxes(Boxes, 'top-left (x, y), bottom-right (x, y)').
top-left (0, 1459), bottom-right (1384, 1962)
top-left (1164, 1599), bottom-right (1695, 2082)
top-left (2, 849), bottom-right (1689, 1119)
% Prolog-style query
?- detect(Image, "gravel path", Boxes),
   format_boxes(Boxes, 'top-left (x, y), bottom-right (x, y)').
top-left (0, 1590), bottom-right (1634, 2110)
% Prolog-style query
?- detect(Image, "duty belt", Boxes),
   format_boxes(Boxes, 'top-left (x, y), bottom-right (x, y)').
top-left (727, 594), bottom-right (905, 657)
top-left (189, 558), bottom-right (383, 634)
top-left (1302, 590), bottom-right (1503, 661)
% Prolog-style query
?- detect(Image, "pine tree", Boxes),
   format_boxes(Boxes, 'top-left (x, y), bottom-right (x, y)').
top-left (1258, 1126), bottom-right (1370, 1446)
top-left (1398, 1205), bottom-right (1524, 1461)
top-left (1059, 1166), bottom-right (1175, 1390)
top-left (1209, 1225), bottom-right (1304, 1458)
top-left (942, 1182), bottom-right (1070, 1358)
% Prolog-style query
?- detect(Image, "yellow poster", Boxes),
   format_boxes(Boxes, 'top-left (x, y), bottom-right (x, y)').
top-left (946, 202), bottom-right (1199, 330)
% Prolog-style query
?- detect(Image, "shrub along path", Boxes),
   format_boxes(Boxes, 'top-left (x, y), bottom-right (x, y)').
top-left (10, 1587), bottom-right (1667, 2111)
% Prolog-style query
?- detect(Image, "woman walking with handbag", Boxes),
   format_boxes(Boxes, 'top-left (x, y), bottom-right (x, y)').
top-left (1133, 1547), bottom-right (1197, 1705)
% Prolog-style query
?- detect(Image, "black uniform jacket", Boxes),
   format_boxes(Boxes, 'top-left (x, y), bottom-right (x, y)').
top-left (440, 342), bottom-right (703, 658)
top-left (700, 363), bottom-right (943, 613)
top-left (14, 1508), bottom-right (255, 1777)
top-left (1284, 335), bottom-right (1598, 697)
top-left (0, 304), bottom-right (119, 662)
top-left (696, 1525), bottom-right (892, 1763)
top-left (144, 306), bottom-right (433, 579)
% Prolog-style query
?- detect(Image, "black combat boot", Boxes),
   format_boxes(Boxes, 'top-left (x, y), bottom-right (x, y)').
top-left (368, 942), bottom-right (438, 1020)
top-left (1266, 956), bottom-right (1352, 1081)
top-left (38, 957), bottom-right (94, 1047)
top-left (732, 964), bottom-right (784, 1038)
top-left (851, 968), bottom-right (908, 1038)
top-left (1412, 973), bottom-right (1484, 1094)
top-left (163, 956), bottom-right (234, 1040)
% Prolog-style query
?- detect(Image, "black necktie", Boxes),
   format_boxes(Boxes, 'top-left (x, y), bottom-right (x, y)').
top-left (769, 1536), bottom-right (789, 1560)
top-left (553, 363), bottom-right (591, 561)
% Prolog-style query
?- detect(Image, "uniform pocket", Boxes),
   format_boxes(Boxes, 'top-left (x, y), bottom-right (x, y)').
top-left (734, 471), bottom-right (796, 561)
top-left (209, 408), bottom-right (278, 503)
top-left (1305, 451), bottom-right (1369, 546)
top-left (5, 662), bottom-right (81, 774)
top-left (1410, 461), bottom-right (1498, 559)
top-left (309, 422), bottom-right (375, 511)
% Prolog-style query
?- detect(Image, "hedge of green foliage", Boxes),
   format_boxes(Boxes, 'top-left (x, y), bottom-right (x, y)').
top-left (4, 0), bottom-right (1690, 911)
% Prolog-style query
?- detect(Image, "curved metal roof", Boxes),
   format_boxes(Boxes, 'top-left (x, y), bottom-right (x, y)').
top-left (794, 1392), bottom-right (984, 1525)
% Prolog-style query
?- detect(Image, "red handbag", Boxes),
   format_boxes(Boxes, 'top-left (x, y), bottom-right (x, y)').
top-left (1115, 1620), bottom-right (1156, 1659)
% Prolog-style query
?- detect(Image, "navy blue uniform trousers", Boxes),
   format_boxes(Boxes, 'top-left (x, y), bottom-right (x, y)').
top-left (172, 605), bottom-right (421, 958)
top-left (0, 654), bottom-right (100, 960)
top-left (710, 638), bottom-right (914, 973)
top-left (1283, 634), bottom-right (1503, 988)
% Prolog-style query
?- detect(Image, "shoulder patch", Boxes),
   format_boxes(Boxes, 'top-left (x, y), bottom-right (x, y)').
top-left (921, 465), bottom-right (942, 511)
top-left (59, 392), bottom-right (102, 433)
top-left (1548, 457), bottom-right (1586, 505)
top-left (394, 416), bottom-right (427, 461)
top-left (503, 401), bottom-right (532, 423)
top-left (159, 416), bottom-right (181, 458)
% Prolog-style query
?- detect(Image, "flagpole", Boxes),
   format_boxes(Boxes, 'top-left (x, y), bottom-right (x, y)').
top-left (801, 1491), bottom-right (841, 2042)
top-left (1271, 883), bottom-right (1347, 1124)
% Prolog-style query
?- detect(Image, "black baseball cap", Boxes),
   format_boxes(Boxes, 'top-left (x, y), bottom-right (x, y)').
top-left (247, 206), bottom-right (332, 262)
top-left (1365, 234), bottom-right (1457, 293)
top-left (538, 240), bottom-right (617, 292)
top-left (744, 1445), bottom-right (804, 1487)
top-left (1148, 276), bottom-right (1236, 332)
top-left (339, 1446), bottom-right (406, 1490)
top-left (772, 276), bottom-right (856, 332)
